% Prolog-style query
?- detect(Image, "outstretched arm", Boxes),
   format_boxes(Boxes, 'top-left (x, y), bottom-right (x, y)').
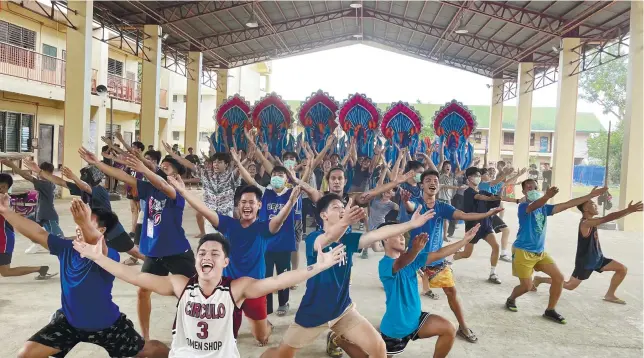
top-left (79, 147), bottom-right (137, 187)
top-left (234, 244), bottom-right (346, 302)
top-left (359, 207), bottom-right (435, 249)
top-left (168, 176), bottom-right (220, 228)
top-left (61, 167), bottom-right (91, 194)
top-left (230, 148), bottom-right (258, 187)
top-left (425, 224), bottom-right (479, 263)
top-left (552, 186), bottom-right (609, 215)
top-left (1, 159), bottom-right (35, 183)
top-left (22, 159), bottom-right (69, 189)
top-left (0, 194), bottom-right (49, 249)
top-left (73, 237), bottom-right (184, 297)
top-left (582, 201), bottom-right (643, 228)
top-left (161, 141), bottom-right (197, 171)
top-left (453, 207), bottom-right (504, 221)
top-left (269, 187), bottom-right (301, 234)
top-left (355, 171), bottom-right (414, 206)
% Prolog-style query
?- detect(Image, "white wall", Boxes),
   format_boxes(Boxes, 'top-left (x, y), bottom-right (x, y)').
top-left (226, 66), bottom-right (262, 103)
top-left (575, 133), bottom-right (590, 162)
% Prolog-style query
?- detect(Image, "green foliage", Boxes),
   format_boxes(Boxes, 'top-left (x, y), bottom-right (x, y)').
top-left (579, 57), bottom-right (627, 183)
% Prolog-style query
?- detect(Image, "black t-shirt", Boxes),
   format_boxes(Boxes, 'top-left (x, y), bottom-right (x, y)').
top-left (351, 166), bottom-right (371, 190)
top-left (185, 154), bottom-right (200, 165)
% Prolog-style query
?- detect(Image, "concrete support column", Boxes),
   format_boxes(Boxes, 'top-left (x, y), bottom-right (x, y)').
top-left (63, 0), bottom-right (93, 196)
top-left (216, 69), bottom-right (229, 107)
top-left (91, 31), bottom-right (108, 156)
top-left (513, 61), bottom-right (533, 170)
top-left (265, 74), bottom-right (271, 92)
top-left (487, 77), bottom-right (504, 163)
top-left (619, 1), bottom-right (644, 231)
top-left (159, 117), bottom-right (169, 155)
top-left (184, 51), bottom-right (203, 152)
top-left (552, 37), bottom-right (581, 201)
top-left (140, 25), bottom-right (162, 149)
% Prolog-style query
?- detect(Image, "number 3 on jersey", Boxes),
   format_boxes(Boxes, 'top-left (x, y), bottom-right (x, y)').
top-left (197, 321), bottom-right (209, 339)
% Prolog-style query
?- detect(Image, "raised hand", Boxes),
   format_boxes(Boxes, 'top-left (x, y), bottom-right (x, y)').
top-left (341, 200), bottom-right (366, 226)
top-left (288, 186), bottom-right (302, 204)
top-left (167, 175), bottom-right (186, 192)
top-left (72, 236), bottom-right (106, 261)
top-left (545, 186), bottom-right (559, 198)
top-left (397, 170), bottom-right (415, 184)
top-left (70, 198), bottom-right (92, 227)
top-left (114, 131), bottom-right (124, 141)
top-left (325, 133), bottom-right (336, 147)
top-left (22, 158), bottom-right (40, 173)
top-left (314, 243), bottom-right (347, 269)
top-left (161, 140), bottom-right (173, 154)
top-left (400, 188), bottom-right (412, 203)
top-left (61, 166), bottom-right (76, 180)
top-left (487, 207), bottom-right (504, 216)
top-left (589, 186), bottom-right (609, 198)
top-left (124, 154), bottom-right (147, 173)
top-left (0, 193), bottom-right (11, 213)
top-left (627, 200), bottom-right (643, 213)
top-left (409, 206), bottom-right (435, 228)
top-left (100, 136), bottom-right (113, 146)
top-left (78, 147), bottom-right (99, 165)
top-left (410, 233), bottom-right (429, 253)
top-left (463, 223), bottom-right (480, 243)
top-left (229, 148), bottom-right (241, 163)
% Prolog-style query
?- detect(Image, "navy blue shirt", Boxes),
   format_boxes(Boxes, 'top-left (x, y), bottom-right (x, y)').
top-left (67, 183), bottom-right (126, 241)
top-left (295, 230), bottom-right (361, 328)
top-left (137, 180), bottom-right (191, 257)
top-left (260, 188), bottom-right (297, 252)
top-left (48, 234), bottom-right (121, 331)
top-left (397, 182), bottom-right (422, 223)
top-left (216, 215), bottom-right (275, 279)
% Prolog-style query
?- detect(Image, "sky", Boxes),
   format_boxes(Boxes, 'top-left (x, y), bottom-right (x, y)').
top-left (271, 44), bottom-right (615, 129)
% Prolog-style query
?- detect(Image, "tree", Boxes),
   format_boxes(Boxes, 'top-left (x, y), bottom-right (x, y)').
top-left (580, 57), bottom-right (627, 184)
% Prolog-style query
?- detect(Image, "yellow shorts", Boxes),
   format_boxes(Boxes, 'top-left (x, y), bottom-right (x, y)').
top-left (512, 247), bottom-right (555, 278)
top-left (421, 266), bottom-right (455, 288)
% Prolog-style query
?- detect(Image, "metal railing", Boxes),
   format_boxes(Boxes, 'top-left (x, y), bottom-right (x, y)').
top-left (107, 73), bottom-right (141, 103)
top-left (0, 42), bottom-right (65, 87)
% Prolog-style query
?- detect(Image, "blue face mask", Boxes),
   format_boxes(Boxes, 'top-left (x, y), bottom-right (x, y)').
top-left (527, 190), bottom-right (542, 202)
top-left (271, 176), bottom-right (286, 189)
top-left (414, 173), bottom-right (422, 183)
top-left (284, 159), bottom-right (297, 169)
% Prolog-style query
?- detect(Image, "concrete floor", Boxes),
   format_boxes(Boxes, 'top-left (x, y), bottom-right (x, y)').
top-left (0, 193), bottom-right (642, 357)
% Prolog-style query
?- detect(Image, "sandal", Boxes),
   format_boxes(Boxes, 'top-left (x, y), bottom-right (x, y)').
top-left (457, 326), bottom-right (478, 343)
top-left (277, 303), bottom-right (289, 317)
top-left (326, 331), bottom-right (344, 357)
top-left (423, 290), bottom-right (440, 300)
top-left (603, 297), bottom-right (626, 305)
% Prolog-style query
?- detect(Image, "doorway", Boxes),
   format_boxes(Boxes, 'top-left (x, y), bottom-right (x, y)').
top-left (38, 124), bottom-right (54, 164)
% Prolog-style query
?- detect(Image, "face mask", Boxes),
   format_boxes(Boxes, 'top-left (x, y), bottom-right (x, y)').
top-left (527, 190), bottom-right (542, 202)
top-left (414, 173), bottom-right (422, 183)
top-left (284, 159), bottom-right (296, 169)
top-left (271, 176), bottom-right (286, 189)
top-left (471, 177), bottom-right (481, 185)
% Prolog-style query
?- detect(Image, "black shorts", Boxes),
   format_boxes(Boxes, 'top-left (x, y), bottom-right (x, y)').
top-left (0, 252), bottom-right (12, 265)
top-left (466, 221), bottom-right (493, 244)
top-left (381, 312), bottom-right (430, 355)
top-left (491, 215), bottom-right (508, 233)
top-left (29, 310), bottom-right (144, 358)
top-left (572, 257), bottom-right (613, 280)
top-left (134, 223), bottom-right (142, 246)
top-left (106, 231), bottom-right (135, 253)
top-left (142, 250), bottom-right (196, 277)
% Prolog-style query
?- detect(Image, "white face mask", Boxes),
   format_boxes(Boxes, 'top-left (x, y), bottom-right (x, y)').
top-left (471, 177), bottom-right (481, 185)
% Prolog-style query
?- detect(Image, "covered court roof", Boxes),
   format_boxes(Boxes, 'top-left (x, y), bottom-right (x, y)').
top-left (93, 1), bottom-right (632, 80)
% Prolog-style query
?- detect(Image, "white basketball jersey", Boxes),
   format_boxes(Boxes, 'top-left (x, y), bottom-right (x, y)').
top-left (170, 276), bottom-right (241, 358)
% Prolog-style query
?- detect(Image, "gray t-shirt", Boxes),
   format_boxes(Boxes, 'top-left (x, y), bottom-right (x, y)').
top-left (438, 173), bottom-right (458, 201)
top-left (368, 198), bottom-right (397, 231)
top-left (33, 179), bottom-right (58, 222)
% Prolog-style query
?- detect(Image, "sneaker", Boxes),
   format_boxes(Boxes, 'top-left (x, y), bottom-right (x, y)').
top-left (25, 243), bottom-right (46, 254)
top-left (506, 298), bottom-right (517, 312)
top-left (499, 254), bottom-right (512, 263)
top-left (326, 331), bottom-right (344, 357)
top-left (360, 250), bottom-right (368, 259)
top-left (543, 309), bottom-right (567, 324)
top-left (488, 273), bottom-right (502, 284)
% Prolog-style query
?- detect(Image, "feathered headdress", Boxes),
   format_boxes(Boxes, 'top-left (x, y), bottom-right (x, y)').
top-left (431, 100), bottom-right (478, 169)
top-left (251, 92), bottom-right (294, 156)
top-left (338, 93), bottom-right (381, 157)
top-left (211, 94), bottom-right (252, 152)
top-left (299, 90), bottom-right (339, 153)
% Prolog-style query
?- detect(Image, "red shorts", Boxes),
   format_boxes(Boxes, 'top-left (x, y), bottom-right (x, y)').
top-left (242, 295), bottom-right (267, 321)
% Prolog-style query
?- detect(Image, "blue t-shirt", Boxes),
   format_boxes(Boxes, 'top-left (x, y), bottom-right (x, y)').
top-left (479, 181), bottom-right (504, 195)
top-left (48, 234), bottom-right (121, 331)
top-left (397, 182), bottom-right (422, 223)
top-left (513, 202), bottom-right (554, 253)
top-left (216, 215), bottom-right (275, 279)
top-left (260, 188), bottom-right (297, 253)
top-left (137, 180), bottom-right (191, 257)
top-left (379, 252), bottom-right (428, 338)
top-left (408, 198), bottom-right (456, 266)
top-left (295, 230), bottom-right (361, 328)
top-left (67, 183), bottom-right (126, 241)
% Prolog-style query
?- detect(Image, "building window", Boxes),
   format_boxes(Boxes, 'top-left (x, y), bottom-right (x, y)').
top-left (0, 21), bottom-right (36, 68)
top-left (503, 132), bottom-right (514, 145)
top-left (0, 111), bottom-right (34, 152)
top-left (172, 131), bottom-right (180, 140)
top-left (107, 58), bottom-right (124, 76)
top-left (473, 131), bottom-right (482, 144)
top-left (530, 133), bottom-right (535, 146)
top-left (42, 44), bottom-right (57, 70)
top-left (173, 95), bottom-right (178, 102)
top-left (199, 132), bottom-right (210, 142)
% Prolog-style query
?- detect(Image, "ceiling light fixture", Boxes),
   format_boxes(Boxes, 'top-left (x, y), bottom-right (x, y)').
top-left (161, 33), bottom-right (169, 41)
top-left (454, 13), bottom-right (468, 34)
top-left (350, 3), bottom-right (362, 9)
top-left (246, 2), bottom-right (258, 28)
top-left (552, 46), bottom-right (562, 53)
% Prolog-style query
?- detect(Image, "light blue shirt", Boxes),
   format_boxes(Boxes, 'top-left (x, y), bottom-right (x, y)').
top-left (379, 253), bottom-right (428, 338)
top-left (513, 202), bottom-right (554, 253)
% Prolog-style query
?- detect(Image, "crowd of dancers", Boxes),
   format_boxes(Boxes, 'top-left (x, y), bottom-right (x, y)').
top-left (0, 128), bottom-right (640, 358)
